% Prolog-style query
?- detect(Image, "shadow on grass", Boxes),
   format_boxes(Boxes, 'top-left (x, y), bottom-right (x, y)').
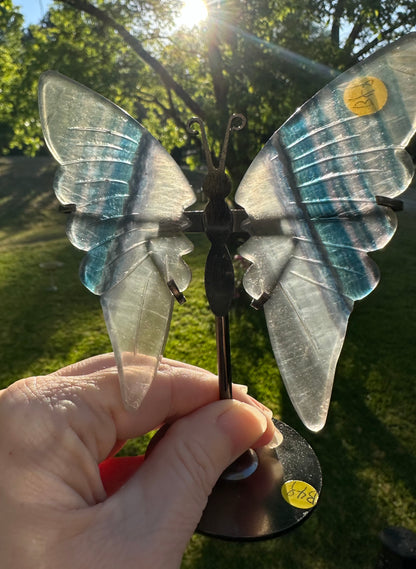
top-left (0, 157), bottom-right (58, 237)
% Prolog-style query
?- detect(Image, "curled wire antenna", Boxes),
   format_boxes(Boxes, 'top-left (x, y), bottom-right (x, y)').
top-left (187, 113), bottom-right (246, 173)
top-left (187, 116), bottom-right (214, 171)
top-left (219, 113), bottom-right (246, 171)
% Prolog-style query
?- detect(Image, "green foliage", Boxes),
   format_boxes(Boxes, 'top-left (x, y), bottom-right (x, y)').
top-left (0, 1), bottom-right (25, 151)
top-left (1, 0), bottom-right (415, 172)
top-left (1, 4), bottom-right (155, 155)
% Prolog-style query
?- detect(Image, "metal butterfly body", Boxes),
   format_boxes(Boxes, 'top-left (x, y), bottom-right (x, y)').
top-left (39, 33), bottom-right (416, 431)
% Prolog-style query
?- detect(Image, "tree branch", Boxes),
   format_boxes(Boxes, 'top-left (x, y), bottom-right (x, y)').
top-left (331, 0), bottom-right (346, 47)
top-left (343, 19), bottom-right (364, 56)
top-left (206, 19), bottom-right (229, 115)
top-left (349, 12), bottom-right (410, 64)
top-left (59, 0), bottom-right (206, 119)
top-left (136, 89), bottom-right (187, 131)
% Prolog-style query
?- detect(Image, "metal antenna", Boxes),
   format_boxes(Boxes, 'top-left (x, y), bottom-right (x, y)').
top-left (187, 113), bottom-right (246, 174)
top-left (218, 113), bottom-right (246, 172)
top-left (187, 117), bottom-right (215, 171)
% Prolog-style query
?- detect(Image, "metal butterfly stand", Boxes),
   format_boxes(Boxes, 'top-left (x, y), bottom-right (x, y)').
top-left (182, 115), bottom-right (322, 540)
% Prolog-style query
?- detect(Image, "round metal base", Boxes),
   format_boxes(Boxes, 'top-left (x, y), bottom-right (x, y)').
top-left (196, 418), bottom-right (322, 541)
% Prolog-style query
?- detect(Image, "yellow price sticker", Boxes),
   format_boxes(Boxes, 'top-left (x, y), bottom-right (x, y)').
top-left (281, 480), bottom-right (319, 510)
top-left (343, 76), bottom-right (388, 116)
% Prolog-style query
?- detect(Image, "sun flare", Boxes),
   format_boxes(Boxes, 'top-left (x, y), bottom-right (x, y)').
top-left (176, 0), bottom-right (208, 28)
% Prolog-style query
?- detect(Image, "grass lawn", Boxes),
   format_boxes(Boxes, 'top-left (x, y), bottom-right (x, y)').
top-left (0, 156), bottom-right (415, 568)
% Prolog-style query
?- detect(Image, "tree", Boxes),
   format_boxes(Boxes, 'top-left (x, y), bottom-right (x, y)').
top-left (1, 2), bottom-right (163, 155)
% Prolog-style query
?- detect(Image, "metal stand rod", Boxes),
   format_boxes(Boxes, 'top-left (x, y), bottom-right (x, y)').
top-left (216, 315), bottom-right (233, 400)
top-left (215, 313), bottom-right (259, 482)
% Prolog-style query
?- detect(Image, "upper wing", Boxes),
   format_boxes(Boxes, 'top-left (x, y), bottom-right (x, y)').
top-left (235, 34), bottom-right (416, 431)
top-left (39, 71), bottom-right (195, 408)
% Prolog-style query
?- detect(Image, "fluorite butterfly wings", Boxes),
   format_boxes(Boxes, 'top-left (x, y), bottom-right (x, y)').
top-left (39, 33), bottom-right (416, 430)
top-left (236, 34), bottom-right (416, 430)
top-left (38, 72), bottom-right (195, 408)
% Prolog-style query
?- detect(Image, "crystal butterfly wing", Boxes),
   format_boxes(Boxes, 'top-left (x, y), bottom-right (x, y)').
top-left (235, 34), bottom-right (416, 431)
top-left (39, 71), bottom-right (196, 408)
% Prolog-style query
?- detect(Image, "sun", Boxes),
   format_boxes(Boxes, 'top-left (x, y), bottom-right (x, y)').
top-left (176, 0), bottom-right (208, 28)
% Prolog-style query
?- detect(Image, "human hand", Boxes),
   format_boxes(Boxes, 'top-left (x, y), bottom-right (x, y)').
top-left (0, 354), bottom-right (274, 569)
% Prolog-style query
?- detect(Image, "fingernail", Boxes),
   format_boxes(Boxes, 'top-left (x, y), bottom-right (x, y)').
top-left (233, 383), bottom-right (249, 394)
top-left (217, 401), bottom-right (268, 438)
top-left (265, 428), bottom-right (283, 449)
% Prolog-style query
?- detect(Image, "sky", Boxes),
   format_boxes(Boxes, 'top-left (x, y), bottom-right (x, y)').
top-left (15, 0), bottom-right (53, 26)
top-left (14, 0), bottom-right (198, 29)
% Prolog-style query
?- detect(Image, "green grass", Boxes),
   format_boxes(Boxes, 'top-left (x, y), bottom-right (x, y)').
top-left (1, 157), bottom-right (415, 568)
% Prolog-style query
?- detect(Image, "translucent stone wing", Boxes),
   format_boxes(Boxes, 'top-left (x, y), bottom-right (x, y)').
top-left (39, 71), bottom-right (195, 408)
top-left (235, 34), bottom-right (416, 431)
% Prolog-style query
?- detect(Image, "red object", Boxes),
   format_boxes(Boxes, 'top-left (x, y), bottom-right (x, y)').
top-left (99, 455), bottom-right (145, 496)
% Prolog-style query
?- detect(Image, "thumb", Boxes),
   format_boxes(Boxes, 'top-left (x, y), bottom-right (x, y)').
top-left (119, 399), bottom-right (268, 551)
